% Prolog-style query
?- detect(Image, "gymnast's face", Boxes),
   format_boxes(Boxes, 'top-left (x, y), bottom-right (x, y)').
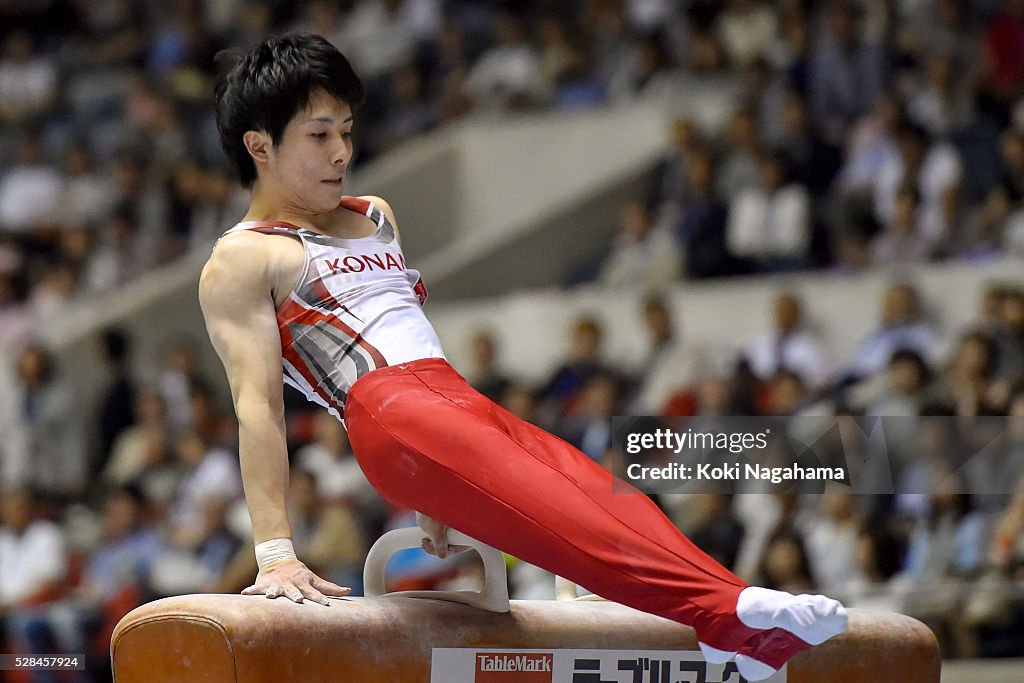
top-left (246, 89), bottom-right (354, 214)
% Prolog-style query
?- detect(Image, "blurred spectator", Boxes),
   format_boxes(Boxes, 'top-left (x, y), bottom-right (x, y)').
top-left (624, 32), bottom-right (682, 100)
top-left (109, 152), bottom-right (171, 264)
top-left (743, 292), bottom-right (830, 390)
top-left (869, 185), bottom-right (934, 265)
top-left (373, 62), bottom-right (436, 153)
top-left (82, 205), bottom-right (157, 293)
top-left (148, 431), bottom-right (241, 596)
top-left (536, 14), bottom-right (574, 101)
top-left (990, 129), bottom-right (1024, 254)
top-left (296, 410), bottom-right (376, 505)
top-left (802, 490), bottom-right (867, 594)
top-left (776, 91), bottom-right (841, 198)
top-left (982, 0), bottom-right (1024, 104)
top-left (0, 258), bottom-right (31, 353)
top-left (550, 34), bottom-right (606, 110)
top-left (156, 336), bottom-right (203, 432)
top-left (597, 200), bottom-right (680, 288)
top-left (0, 488), bottom-right (67, 609)
top-left (0, 134), bottom-right (62, 236)
top-left (463, 12), bottom-right (542, 112)
top-left (558, 373), bottom-right (620, 463)
top-left (167, 430), bottom-right (242, 547)
top-left (22, 486), bottom-right (163, 662)
top-left (757, 529), bottom-right (816, 592)
top-left (499, 383), bottom-right (539, 424)
top-left (56, 142), bottom-right (118, 230)
top-left (291, 0), bottom-right (348, 49)
top-left (624, 0), bottom-right (676, 34)
top-left (687, 493), bottom-right (745, 570)
top-left (991, 286), bottom-right (1024, 383)
top-left (0, 30), bottom-right (58, 125)
top-left (716, 0), bottom-right (778, 69)
top-left (103, 388), bottom-right (172, 489)
top-left (906, 52), bottom-right (975, 138)
top-left (764, 370), bottom-right (809, 416)
top-left (629, 295), bottom-right (705, 414)
top-left (864, 348), bottom-right (932, 417)
top-left (990, 469), bottom-right (1024, 575)
top-left (977, 283), bottom-right (1008, 335)
top-left (0, 344), bottom-right (87, 495)
top-left (809, 0), bottom-right (885, 141)
top-left (671, 147), bottom-right (740, 278)
top-left (717, 108), bottom-right (763, 200)
top-left (95, 328), bottom-right (138, 477)
top-left (651, 118), bottom-right (703, 209)
top-left (845, 282), bottom-right (939, 381)
top-left (874, 121), bottom-right (963, 250)
top-left (341, 0), bottom-right (430, 83)
top-left (905, 474), bottom-right (989, 582)
top-left (933, 331), bottom-right (1000, 415)
top-left (464, 329), bottom-right (511, 402)
top-left (726, 150), bottom-right (810, 269)
top-left (834, 93), bottom-right (901, 200)
top-left (743, 58), bottom-right (791, 150)
top-left (28, 257), bottom-right (79, 322)
top-left (539, 316), bottom-right (613, 420)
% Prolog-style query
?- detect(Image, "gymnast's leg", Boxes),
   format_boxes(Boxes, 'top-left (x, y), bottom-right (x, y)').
top-left (344, 362), bottom-right (846, 678)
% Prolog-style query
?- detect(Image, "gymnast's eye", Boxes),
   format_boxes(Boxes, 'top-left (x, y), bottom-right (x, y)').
top-left (311, 132), bottom-right (327, 140)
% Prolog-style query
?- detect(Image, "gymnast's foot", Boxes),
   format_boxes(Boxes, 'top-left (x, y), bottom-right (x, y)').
top-left (735, 586), bottom-right (848, 645)
top-left (697, 587), bottom-right (847, 680)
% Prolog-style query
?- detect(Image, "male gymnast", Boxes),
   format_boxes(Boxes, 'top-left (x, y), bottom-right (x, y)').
top-left (199, 33), bottom-right (847, 681)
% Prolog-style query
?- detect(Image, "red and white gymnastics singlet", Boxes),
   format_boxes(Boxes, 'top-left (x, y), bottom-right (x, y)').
top-left (218, 196), bottom-right (445, 420)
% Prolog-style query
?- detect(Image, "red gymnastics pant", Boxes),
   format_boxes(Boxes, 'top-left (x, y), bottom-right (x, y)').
top-left (344, 358), bottom-right (808, 667)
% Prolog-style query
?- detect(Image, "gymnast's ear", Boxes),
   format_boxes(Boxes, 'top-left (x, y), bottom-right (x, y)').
top-left (243, 130), bottom-right (271, 167)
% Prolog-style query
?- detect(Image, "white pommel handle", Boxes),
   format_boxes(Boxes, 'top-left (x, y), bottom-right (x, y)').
top-left (363, 526), bottom-right (511, 613)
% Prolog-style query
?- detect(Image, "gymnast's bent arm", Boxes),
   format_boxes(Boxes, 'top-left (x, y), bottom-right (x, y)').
top-left (199, 232), bottom-right (350, 605)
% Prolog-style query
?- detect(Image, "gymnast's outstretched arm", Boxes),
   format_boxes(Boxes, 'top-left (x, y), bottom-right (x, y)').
top-left (199, 231), bottom-right (350, 605)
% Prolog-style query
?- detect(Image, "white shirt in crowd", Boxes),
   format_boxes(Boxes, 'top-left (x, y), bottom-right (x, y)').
top-left (0, 520), bottom-right (67, 607)
top-left (0, 164), bottom-right (62, 232)
top-left (297, 443), bottom-right (375, 502)
top-left (0, 56), bottom-right (57, 121)
top-left (744, 330), bottom-right (831, 389)
top-left (874, 142), bottom-right (962, 243)
top-left (727, 184), bottom-right (810, 260)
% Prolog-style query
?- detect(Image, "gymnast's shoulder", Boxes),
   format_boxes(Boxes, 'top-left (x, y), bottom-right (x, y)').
top-left (199, 229), bottom-right (275, 305)
top-left (359, 194), bottom-right (402, 244)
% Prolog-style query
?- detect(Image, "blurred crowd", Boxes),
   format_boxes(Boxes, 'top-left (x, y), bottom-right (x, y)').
top-left (4, 0), bottom-right (1024, 339)
top-left (5, 0), bottom-right (1024, 680)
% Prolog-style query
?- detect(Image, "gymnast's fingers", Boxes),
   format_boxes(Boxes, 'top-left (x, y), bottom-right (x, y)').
top-left (311, 575), bottom-right (351, 597)
top-left (432, 528), bottom-right (449, 559)
top-left (416, 513), bottom-right (450, 558)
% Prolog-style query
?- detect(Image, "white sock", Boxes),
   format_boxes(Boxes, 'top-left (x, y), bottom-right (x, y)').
top-left (736, 586), bottom-right (848, 645)
top-left (697, 641), bottom-right (735, 664)
top-left (734, 654), bottom-right (778, 681)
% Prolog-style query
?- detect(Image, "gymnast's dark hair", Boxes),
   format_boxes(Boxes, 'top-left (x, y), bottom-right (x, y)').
top-left (214, 33), bottom-right (364, 187)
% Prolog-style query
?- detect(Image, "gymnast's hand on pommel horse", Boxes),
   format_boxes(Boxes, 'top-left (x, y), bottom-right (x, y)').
top-left (199, 33), bottom-right (851, 681)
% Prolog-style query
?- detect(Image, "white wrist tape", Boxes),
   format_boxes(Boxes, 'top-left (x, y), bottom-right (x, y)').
top-left (255, 538), bottom-right (296, 570)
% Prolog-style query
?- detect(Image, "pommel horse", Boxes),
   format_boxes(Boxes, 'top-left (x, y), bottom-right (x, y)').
top-left (111, 528), bottom-right (940, 682)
